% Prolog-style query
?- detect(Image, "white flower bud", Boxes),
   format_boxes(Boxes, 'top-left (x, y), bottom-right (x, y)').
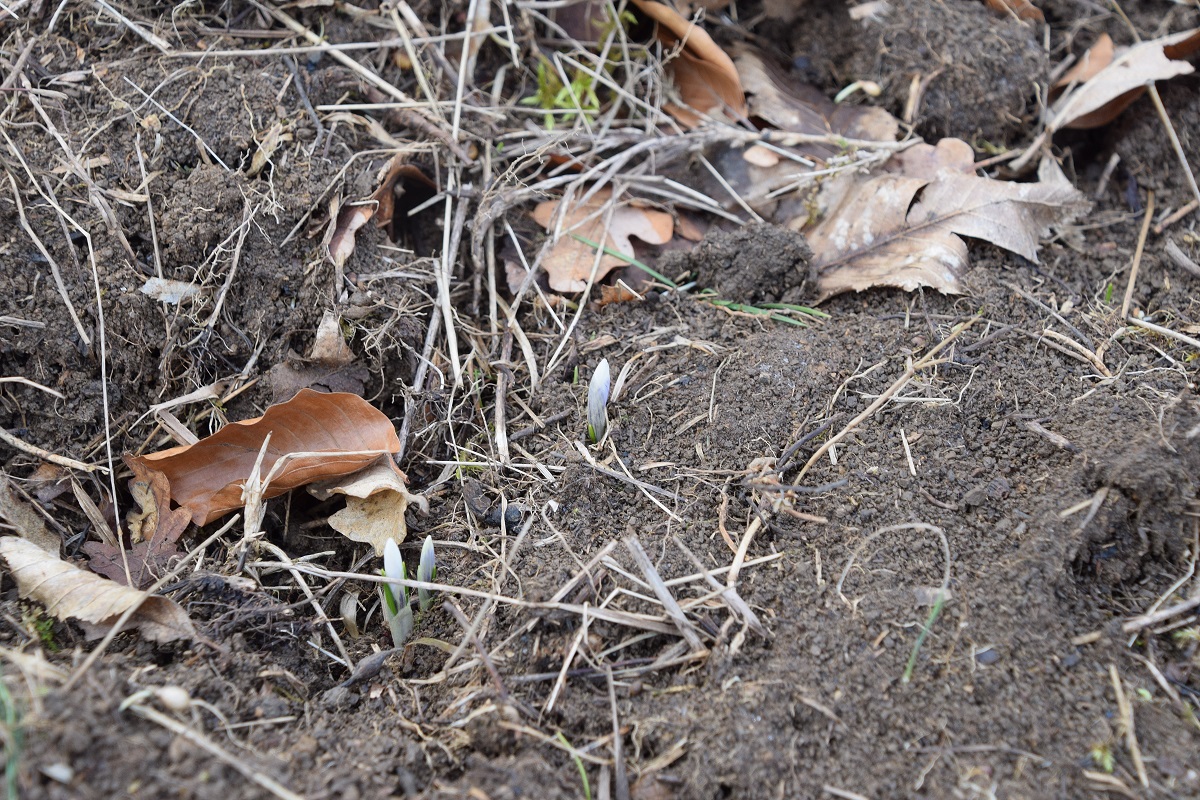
top-left (418, 535), bottom-right (436, 612)
top-left (587, 358), bottom-right (611, 443)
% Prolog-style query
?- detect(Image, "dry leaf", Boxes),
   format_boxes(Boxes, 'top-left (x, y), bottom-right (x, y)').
top-left (0, 537), bottom-right (196, 642)
top-left (370, 157), bottom-right (436, 230)
top-left (596, 283), bottom-right (643, 306)
top-left (309, 311), bottom-right (355, 367)
top-left (325, 158), bottom-right (435, 267)
top-left (81, 457), bottom-right (191, 589)
top-left (806, 147), bottom-right (1090, 300)
top-left (308, 460), bottom-right (428, 555)
top-left (131, 389), bottom-right (401, 526)
top-left (1053, 33), bottom-right (1115, 91)
top-left (1049, 28), bottom-right (1200, 131)
top-left (887, 137), bottom-right (977, 180)
top-left (246, 121), bottom-right (290, 178)
top-left (0, 471), bottom-right (60, 552)
top-left (532, 187), bottom-right (674, 292)
top-left (984, 0), bottom-right (1043, 22)
top-left (139, 277), bottom-right (202, 305)
top-left (327, 200), bottom-right (375, 268)
top-left (734, 46), bottom-right (899, 152)
top-left (627, 0), bottom-right (746, 126)
top-left (266, 312), bottom-right (365, 401)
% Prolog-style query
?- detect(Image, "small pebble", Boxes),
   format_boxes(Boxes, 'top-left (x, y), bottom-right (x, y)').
top-left (41, 764), bottom-right (74, 784)
top-left (974, 647), bottom-right (1000, 665)
top-left (155, 686), bottom-right (191, 711)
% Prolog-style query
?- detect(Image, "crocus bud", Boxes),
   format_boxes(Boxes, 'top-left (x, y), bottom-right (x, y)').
top-left (417, 535), bottom-right (436, 612)
top-left (587, 358), bottom-right (611, 443)
top-left (383, 538), bottom-right (405, 609)
top-left (381, 538), bottom-right (413, 644)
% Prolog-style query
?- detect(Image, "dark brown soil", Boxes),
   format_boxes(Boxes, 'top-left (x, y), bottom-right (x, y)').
top-left (3, 1), bottom-right (1200, 799)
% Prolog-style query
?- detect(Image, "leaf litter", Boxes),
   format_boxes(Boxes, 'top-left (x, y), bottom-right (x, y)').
top-left (1049, 28), bottom-right (1200, 131)
top-left (804, 140), bottom-right (1091, 299)
top-left (0, 537), bottom-right (196, 643)
top-left (81, 457), bottom-right (192, 589)
top-left (130, 388), bottom-right (403, 526)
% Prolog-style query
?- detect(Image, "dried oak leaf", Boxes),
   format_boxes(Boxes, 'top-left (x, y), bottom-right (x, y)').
top-left (130, 389), bottom-right (401, 526)
top-left (627, 0), bottom-right (746, 127)
top-left (806, 144), bottom-right (1089, 300)
top-left (532, 187), bottom-right (674, 292)
top-left (984, 0), bottom-right (1043, 22)
top-left (308, 460), bottom-right (428, 556)
top-left (1049, 28), bottom-right (1200, 131)
top-left (0, 537), bottom-right (196, 642)
top-left (81, 457), bottom-right (191, 589)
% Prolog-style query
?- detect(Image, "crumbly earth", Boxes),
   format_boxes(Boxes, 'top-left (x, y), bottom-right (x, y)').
top-left (3, 1), bottom-right (1200, 799)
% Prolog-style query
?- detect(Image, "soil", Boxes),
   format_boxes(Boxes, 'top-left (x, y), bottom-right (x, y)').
top-left (3, 1), bottom-right (1200, 799)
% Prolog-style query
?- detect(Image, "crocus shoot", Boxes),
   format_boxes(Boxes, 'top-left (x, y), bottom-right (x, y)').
top-left (417, 535), bottom-right (437, 612)
top-left (587, 358), bottom-right (611, 444)
top-left (381, 538), bottom-right (413, 646)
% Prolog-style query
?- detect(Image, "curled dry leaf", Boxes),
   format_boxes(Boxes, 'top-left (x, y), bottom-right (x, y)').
top-left (267, 312), bottom-right (367, 401)
top-left (370, 156), bottom-right (436, 230)
top-left (532, 187), bottom-right (674, 292)
top-left (308, 460), bottom-right (428, 556)
top-left (81, 456), bottom-right (191, 589)
top-left (325, 157), bottom-right (434, 267)
top-left (734, 46), bottom-right (899, 154)
top-left (327, 200), bottom-right (375, 268)
top-left (984, 0), bottom-right (1043, 22)
top-left (1049, 28), bottom-right (1200, 131)
top-left (0, 537), bottom-right (196, 642)
top-left (131, 389), bottom-right (401, 526)
top-left (627, 0), bottom-right (746, 127)
top-left (805, 143), bottom-right (1090, 300)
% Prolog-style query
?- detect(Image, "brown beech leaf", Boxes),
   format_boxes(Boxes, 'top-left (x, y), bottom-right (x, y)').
top-left (81, 457), bottom-right (191, 589)
top-left (0, 537), bottom-right (196, 642)
top-left (307, 460), bottom-right (428, 555)
top-left (327, 200), bottom-right (374, 268)
top-left (627, 0), bottom-right (746, 126)
top-left (370, 156), bottom-right (436, 230)
top-left (532, 187), bottom-right (674, 292)
top-left (984, 0), bottom-right (1043, 22)
top-left (806, 149), bottom-right (1090, 300)
top-left (131, 389), bottom-right (401, 526)
top-left (1049, 28), bottom-right (1200, 131)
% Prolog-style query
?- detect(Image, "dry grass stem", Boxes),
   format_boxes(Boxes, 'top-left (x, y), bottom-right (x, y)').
top-left (1108, 664), bottom-right (1148, 787)
top-left (624, 536), bottom-right (706, 652)
top-left (671, 535), bottom-right (765, 635)
top-left (0, 427), bottom-right (104, 473)
top-left (1155, 199), bottom-right (1200, 234)
top-left (1119, 191), bottom-right (1154, 319)
top-left (1125, 315), bottom-right (1200, 352)
top-left (1122, 593), bottom-right (1200, 633)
